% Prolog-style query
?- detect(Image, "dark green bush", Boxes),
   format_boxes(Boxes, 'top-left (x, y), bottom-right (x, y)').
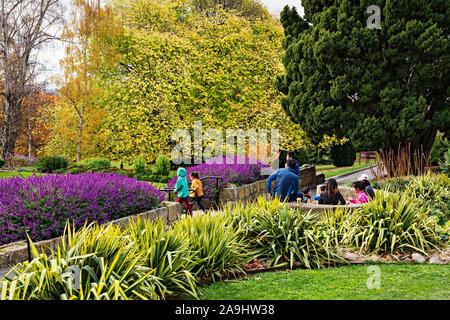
top-left (133, 156), bottom-right (148, 178)
top-left (279, 149), bottom-right (312, 167)
top-left (76, 157), bottom-right (111, 169)
top-left (137, 175), bottom-right (152, 182)
top-left (0, 159), bottom-right (5, 168)
top-left (330, 141), bottom-right (356, 167)
top-left (153, 155), bottom-right (171, 177)
top-left (36, 156), bottom-right (69, 173)
top-left (439, 149), bottom-right (450, 176)
top-left (67, 166), bottom-right (87, 174)
top-left (430, 132), bottom-right (449, 165)
top-left (117, 169), bottom-right (135, 178)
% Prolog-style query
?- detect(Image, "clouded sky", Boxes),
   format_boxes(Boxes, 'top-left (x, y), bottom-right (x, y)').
top-left (42, 0), bottom-right (304, 87)
top-left (261, 0), bottom-right (303, 15)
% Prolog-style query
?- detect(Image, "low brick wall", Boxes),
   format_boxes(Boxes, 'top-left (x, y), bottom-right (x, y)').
top-left (287, 202), bottom-right (360, 214)
top-left (218, 179), bottom-right (268, 209)
top-left (0, 201), bottom-right (182, 269)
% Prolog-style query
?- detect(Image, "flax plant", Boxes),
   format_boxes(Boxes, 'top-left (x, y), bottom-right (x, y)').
top-left (345, 190), bottom-right (441, 254)
top-left (224, 197), bottom-right (345, 269)
top-left (173, 213), bottom-right (251, 281)
top-left (127, 218), bottom-right (199, 299)
top-left (0, 224), bottom-right (160, 300)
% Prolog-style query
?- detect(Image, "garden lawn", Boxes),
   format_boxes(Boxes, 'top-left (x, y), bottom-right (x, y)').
top-left (150, 182), bottom-right (167, 190)
top-left (196, 264), bottom-right (450, 300)
top-left (316, 160), bottom-right (377, 178)
top-left (0, 171), bottom-right (39, 179)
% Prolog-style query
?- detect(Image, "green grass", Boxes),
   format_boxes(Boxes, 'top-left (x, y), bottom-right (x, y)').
top-left (196, 264), bottom-right (450, 300)
top-left (0, 171), bottom-right (39, 179)
top-left (316, 160), bottom-right (377, 178)
top-left (149, 182), bottom-right (167, 190)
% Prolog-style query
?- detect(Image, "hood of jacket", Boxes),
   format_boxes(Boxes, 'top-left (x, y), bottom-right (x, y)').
top-left (177, 167), bottom-right (187, 177)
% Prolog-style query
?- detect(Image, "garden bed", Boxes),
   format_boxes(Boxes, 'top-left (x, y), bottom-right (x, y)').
top-left (0, 172), bottom-right (167, 246)
top-left (0, 201), bottom-right (182, 269)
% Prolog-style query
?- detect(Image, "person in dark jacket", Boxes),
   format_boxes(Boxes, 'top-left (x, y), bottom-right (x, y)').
top-left (318, 178), bottom-right (346, 205)
top-left (357, 174), bottom-right (376, 199)
top-left (287, 151), bottom-right (300, 177)
top-left (267, 159), bottom-right (301, 202)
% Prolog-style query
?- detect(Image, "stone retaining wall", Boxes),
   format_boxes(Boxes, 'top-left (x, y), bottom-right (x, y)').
top-left (218, 179), bottom-right (268, 209)
top-left (287, 187), bottom-right (360, 214)
top-left (210, 167), bottom-right (324, 209)
top-left (287, 202), bottom-right (360, 214)
top-left (300, 166), bottom-right (325, 188)
top-left (0, 201), bottom-right (182, 269)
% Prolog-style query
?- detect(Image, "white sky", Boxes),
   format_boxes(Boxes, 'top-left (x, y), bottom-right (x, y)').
top-left (41, 0), bottom-right (304, 88)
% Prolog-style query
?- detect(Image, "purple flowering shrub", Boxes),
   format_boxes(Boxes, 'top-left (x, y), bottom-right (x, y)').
top-left (0, 172), bottom-right (166, 245)
top-left (167, 156), bottom-right (269, 204)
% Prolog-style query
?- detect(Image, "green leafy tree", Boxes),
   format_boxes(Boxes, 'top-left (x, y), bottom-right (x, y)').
top-left (276, 1), bottom-right (449, 172)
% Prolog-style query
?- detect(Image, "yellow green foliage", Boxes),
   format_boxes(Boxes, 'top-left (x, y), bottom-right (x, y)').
top-left (47, 0), bottom-right (309, 163)
top-left (95, 0), bottom-right (307, 162)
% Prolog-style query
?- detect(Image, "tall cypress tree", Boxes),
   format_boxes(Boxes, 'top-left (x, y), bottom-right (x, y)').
top-left (276, 0), bottom-right (449, 171)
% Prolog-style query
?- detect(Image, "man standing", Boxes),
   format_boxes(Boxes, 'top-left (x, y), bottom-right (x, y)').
top-left (266, 159), bottom-right (302, 202)
top-left (286, 151), bottom-right (300, 177)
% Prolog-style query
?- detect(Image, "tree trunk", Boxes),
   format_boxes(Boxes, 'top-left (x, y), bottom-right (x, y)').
top-left (1, 101), bottom-right (10, 161)
top-left (27, 102), bottom-right (32, 160)
top-left (1, 99), bottom-right (20, 161)
top-left (77, 110), bottom-right (84, 163)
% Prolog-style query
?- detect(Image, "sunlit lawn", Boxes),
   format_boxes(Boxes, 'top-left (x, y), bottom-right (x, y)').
top-left (0, 171), bottom-right (39, 179)
top-left (149, 182), bottom-right (167, 190)
top-left (196, 264), bottom-right (450, 300)
top-left (316, 160), bottom-right (378, 178)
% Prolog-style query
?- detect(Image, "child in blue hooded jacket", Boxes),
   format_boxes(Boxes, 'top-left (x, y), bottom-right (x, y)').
top-left (174, 167), bottom-right (193, 216)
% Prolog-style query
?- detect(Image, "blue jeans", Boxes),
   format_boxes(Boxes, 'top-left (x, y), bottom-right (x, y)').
top-left (190, 196), bottom-right (205, 211)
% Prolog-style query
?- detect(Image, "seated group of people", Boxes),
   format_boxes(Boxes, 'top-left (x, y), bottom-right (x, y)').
top-left (315, 174), bottom-right (375, 205)
top-left (266, 152), bottom-right (375, 205)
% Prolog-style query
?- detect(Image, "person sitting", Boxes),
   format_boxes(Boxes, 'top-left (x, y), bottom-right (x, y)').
top-left (302, 187), bottom-right (312, 203)
top-left (318, 178), bottom-right (346, 205)
top-left (347, 181), bottom-right (370, 204)
top-left (314, 185), bottom-right (327, 202)
top-left (286, 151), bottom-right (300, 177)
top-left (357, 174), bottom-right (376, 199)
top-left (266, 159), bottom-right (301, 202)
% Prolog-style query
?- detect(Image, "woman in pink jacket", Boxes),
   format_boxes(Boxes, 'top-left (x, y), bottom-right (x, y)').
top-left (347, 181), bottom-right (370, 204)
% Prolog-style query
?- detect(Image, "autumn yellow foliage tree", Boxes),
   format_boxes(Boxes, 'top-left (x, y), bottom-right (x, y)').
top-left (93, 0), bottom-right (308, 163)
top-left (49, 0), bottom-right (115, 161)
